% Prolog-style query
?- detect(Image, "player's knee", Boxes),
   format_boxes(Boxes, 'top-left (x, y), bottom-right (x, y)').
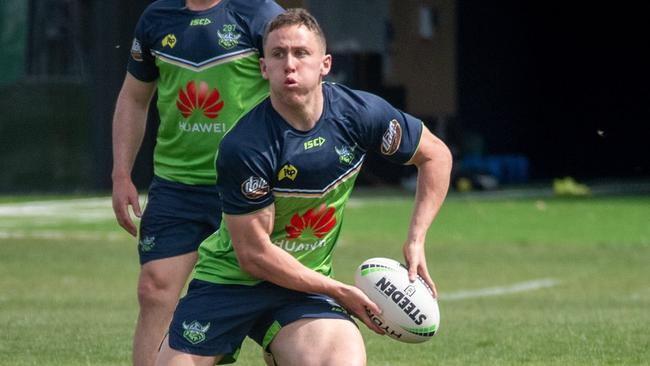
top-left (137, 272), bottom-right (175, 307)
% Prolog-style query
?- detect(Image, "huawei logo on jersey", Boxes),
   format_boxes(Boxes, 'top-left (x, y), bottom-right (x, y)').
top-left (176, 80), bottom-right (225, 119)
top-left (286, 204), bottom-right (337, 239)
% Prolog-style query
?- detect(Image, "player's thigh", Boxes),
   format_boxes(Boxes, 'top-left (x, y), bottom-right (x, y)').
top-left (270, 318), bottom-right (366, 366)
top-left (156, 335), bottom-right (221, 366)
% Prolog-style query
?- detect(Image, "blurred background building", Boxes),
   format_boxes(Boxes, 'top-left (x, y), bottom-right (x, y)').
top-left (1, 0), bottom-right (648, 193)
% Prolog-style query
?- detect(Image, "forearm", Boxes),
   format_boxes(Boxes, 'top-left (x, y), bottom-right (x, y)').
top-left (112, 101), bottom-right (148, 180)
top-left (407, 131), bottom-right (453, 244)
top-left (240, 239), bottom-right (348, 298)
top-left (227, 211), bottom-right (348, 299)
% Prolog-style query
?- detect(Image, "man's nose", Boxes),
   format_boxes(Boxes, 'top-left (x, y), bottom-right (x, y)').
top-left (284, 54), bottom-right (296, 73)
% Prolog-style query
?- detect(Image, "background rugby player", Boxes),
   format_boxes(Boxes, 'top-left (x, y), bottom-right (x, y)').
top-left (111, 1), bottom-right (283, 365)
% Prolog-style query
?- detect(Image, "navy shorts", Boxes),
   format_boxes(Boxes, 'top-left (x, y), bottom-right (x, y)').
top-left (138, 176), bottom-right (221, 264)
top-left (168, 279), bottom-right (355, 364)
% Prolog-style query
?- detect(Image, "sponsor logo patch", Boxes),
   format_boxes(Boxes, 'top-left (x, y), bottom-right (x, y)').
top-left (176, 80), bottom-right (225, 119)
top-left (381, 119), bottom-right (402, 155)
top-left (130, 38), bottom-right (143, 62)
top-left (217, 24), bottom-right (240, 49)
top-left (241, 177), bottom-right (269, 200)
top-left (182, 321), bottom-right (210, 345)
top-left (285, 204), bottom-right (337, 239)
top-left (278, 164), bottom-right (298, 181)
top-left (162, 34), bottom-right (177, 48)
top-left (274, 238), bottom-right (327, 253)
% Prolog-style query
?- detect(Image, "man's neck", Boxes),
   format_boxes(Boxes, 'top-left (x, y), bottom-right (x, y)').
top-left (271, 89), bottom-right (325, 132)
top-left (185, 0), bottom-right (221, 11)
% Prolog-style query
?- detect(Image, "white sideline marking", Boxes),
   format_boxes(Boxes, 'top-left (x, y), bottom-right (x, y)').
top-left (0, 197), bottom-right (126, 221)
top-left (441, 278), bottom-right (559, 301)
top-left (0, 197), bottom-right (132, 240)
top-left (0, 230), bottom-right (127, 241)
top-left (346, 197), bottom-right (408, 208)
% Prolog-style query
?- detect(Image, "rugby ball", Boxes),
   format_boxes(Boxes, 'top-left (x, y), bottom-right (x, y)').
top-left (354, 257), bottom-right (439, 343)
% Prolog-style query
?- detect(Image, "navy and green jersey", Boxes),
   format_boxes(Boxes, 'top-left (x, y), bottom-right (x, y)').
top-left (193, 82), bottom-right (424, 285)
top-left (127, 0), bottom-right (283, 185)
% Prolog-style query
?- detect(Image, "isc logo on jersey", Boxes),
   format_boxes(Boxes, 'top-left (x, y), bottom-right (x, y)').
top-left (304, 137), bottom-right (326, 150)
top-left (190, 18), bottom-right (212, 26)
top-left (177, 80), bottom-right (226, 133)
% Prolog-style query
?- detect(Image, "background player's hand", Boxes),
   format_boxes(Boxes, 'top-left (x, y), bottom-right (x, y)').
top-left (112, 178), bottom-right (142, 237)
top-left (336, 284), bottom-right (385, 335)
top-left (403, 241), bottom-right (437, 298)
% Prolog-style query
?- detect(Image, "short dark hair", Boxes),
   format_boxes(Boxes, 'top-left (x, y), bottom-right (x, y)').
top-left (263, 8), bottom-right (327, 52)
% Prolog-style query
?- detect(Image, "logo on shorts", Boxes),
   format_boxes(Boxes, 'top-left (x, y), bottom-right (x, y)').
top-left (381, 119), bottom-right (402, 156)
top-left (217, 24), bottom-right (240, 49)
top-left (139, 236), bottom-right (156, 252)
top-left (241, 176), bottom-right (270, 199)
top-left (182, 320), bottom-right (210, 345)
top-left (286, 204), bottom-right (337, 239)
top-left (177, 80), bottom-right (225, 119)
top-left (335, 143), bottom-right (357, 165)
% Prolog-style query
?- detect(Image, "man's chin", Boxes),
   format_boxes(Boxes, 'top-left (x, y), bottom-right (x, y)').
top-left (278, 92), bottom-right (306, 106)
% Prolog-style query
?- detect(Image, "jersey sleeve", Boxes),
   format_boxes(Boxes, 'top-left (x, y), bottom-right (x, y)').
top-left (232, 0), bottom-right (284, 54)
top-left (216, 138), bottom-right (275, 215)
top-left (355, 92), bottom-right (424, 165)
top-left (126, 9), bottom-right (159, 82)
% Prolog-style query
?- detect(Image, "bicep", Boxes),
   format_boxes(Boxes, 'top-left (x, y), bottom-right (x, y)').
top-left (407, 126), bottom-right (452, 168)
top-left (225, 204), bottom-right (275, 258)
top-left (119, 72), bottom-right (156, 107)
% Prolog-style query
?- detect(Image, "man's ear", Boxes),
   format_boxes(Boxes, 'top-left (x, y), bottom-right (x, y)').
top-left (321, 54), bottom-right (332, 77)
top-left (260, 57), bottom-right (269, 80)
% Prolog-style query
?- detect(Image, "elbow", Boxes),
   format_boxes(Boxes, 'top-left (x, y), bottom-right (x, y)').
top-left (432, 136), bottom-right (453, 174)
top-left (442, 142), bottom-right (454, 173)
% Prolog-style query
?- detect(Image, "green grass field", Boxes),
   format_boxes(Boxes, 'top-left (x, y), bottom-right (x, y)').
top-left (1, 193), bottom-right (649, 365)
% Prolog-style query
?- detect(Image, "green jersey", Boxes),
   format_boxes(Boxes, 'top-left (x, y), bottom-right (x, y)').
top-left (127, 0), bottom-right (284, 185)
top-left (193, 83), bottom-right (424, 285)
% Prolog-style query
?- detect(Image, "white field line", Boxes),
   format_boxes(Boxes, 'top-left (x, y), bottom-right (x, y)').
top-left (0, 197), bottom-right (132, 237)
top-left (0, 197), bottom-right (125, 221)
top-left (441, 278), bottom-right (559, 301)
top-left (346, 197), bottom-right (408, 208)
top-left (0, 229), bottom-right (128, 241)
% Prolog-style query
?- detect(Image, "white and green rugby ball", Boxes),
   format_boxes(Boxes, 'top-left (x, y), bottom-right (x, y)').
top-left (354, 257), bottom-right (440, 343)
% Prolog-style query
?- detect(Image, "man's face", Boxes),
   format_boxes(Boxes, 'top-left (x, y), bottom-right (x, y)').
top-left (261, 25), bottom-right (331, 106)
